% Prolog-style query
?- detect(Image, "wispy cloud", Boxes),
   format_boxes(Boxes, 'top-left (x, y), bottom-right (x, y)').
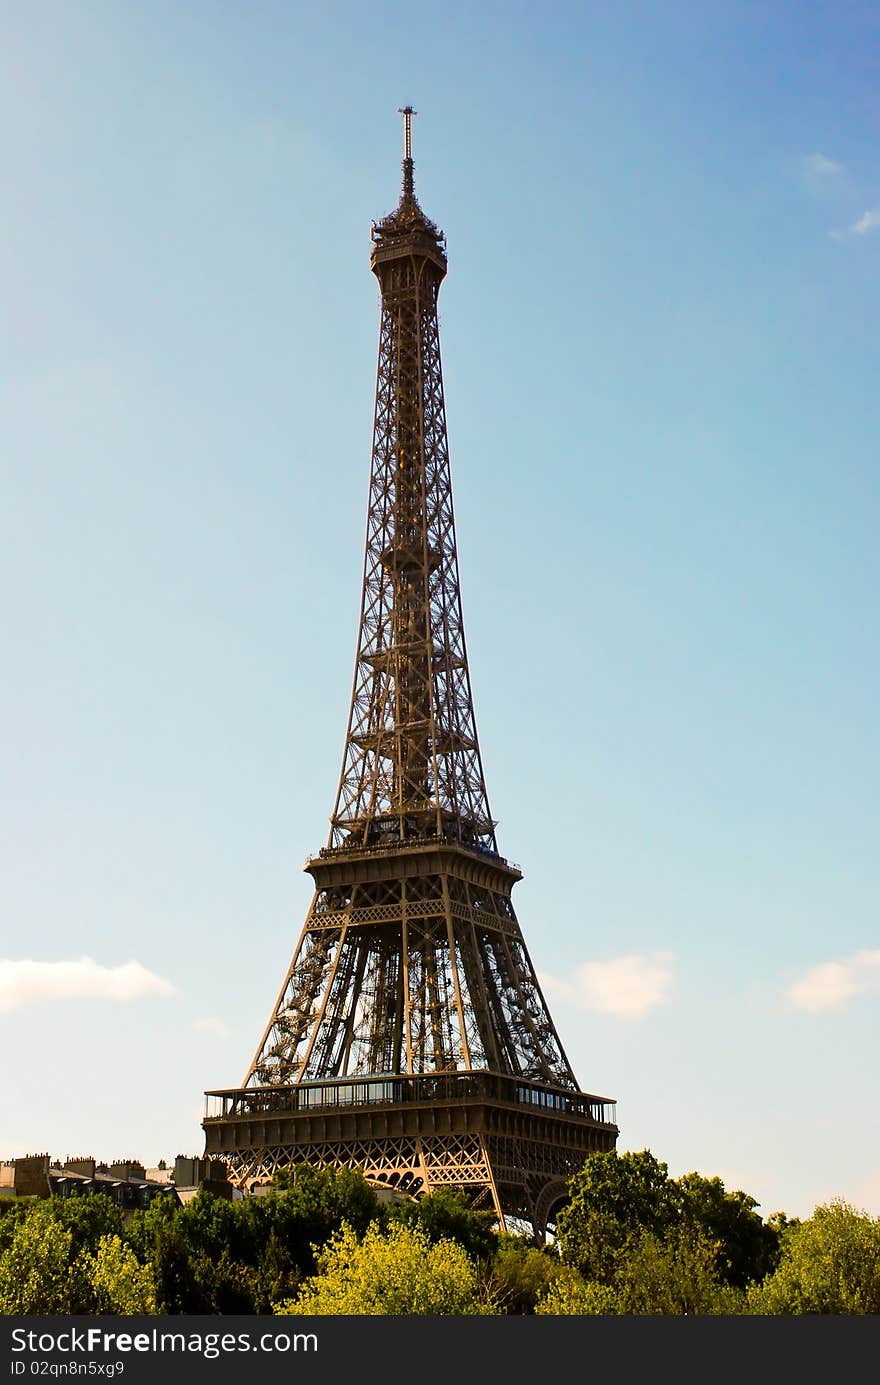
top-left (802, 150), bottom-right (880, 242)
top-left (0, 957), bottom-right (176, 1011)
top-left (787, 949), bottom-right (880, 1012)
top-left (830, 207), bottom-right (880, 241)
top-left (192, 1016), bottom-right (234, 1038)
top-left (852, 208), bottom-right (880, 235)
top-left (804, 152), bottom-right (843, 178)
top-left (541, 952), bottom-right (673, 1019)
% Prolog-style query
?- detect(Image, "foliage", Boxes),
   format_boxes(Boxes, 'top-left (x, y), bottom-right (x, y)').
top-left (676, 1172), bottom-right (781, 1287)
top-left (535, 1227), bottom-right (745, 1316)
top-left (83, 1235), bottom-right (158, 1314)
top-left (0, 1201), bottom-right (30, 1258)
top-left (265, 1164), bottom-right (380, 1255)
top-left (555, 1150), bottom-right (782, 1296)
top-left (613, 1226), bottom-right (746, 1315)
top-left (555, 1149), bottom-right (681, 1283)
top-left (275, 1222), bottom-right (499, 1316)
top-left (385, 1188), bottom-right (499, 1263)
top-left (128, 1194), bottom-right (258, 1314)
top-left (6, 1158), bottom-right (876, 1318)
top-left (0, 1197), bottom-right (158, 1315)
top-left (251, 1229), bottom-right (305, 1314)
top-left (128, 1166), bottom-right (381, 1313)
top-left (766, 1209), bottom-right (799, 1236)
top-left (0, 1201), bottom-right (80, 1314)
top-left (746, 1200), bottom-right (880, 1314)
top-left (53, 1193), bottom-right (126, 1258)
top-left (535, 1273), bottom-right (618, 1315)
top-left (486, 1236), bottom-right (566, 1314)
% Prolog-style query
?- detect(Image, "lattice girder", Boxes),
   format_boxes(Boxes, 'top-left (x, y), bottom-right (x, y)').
top-left (331, 218), bottom-right (494, 853)
top-left (244, 852), bottom-right (579, 1093)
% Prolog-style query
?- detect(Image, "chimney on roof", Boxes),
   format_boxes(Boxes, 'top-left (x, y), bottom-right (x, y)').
top-left (64, 1157), bottom-right (97, 1178)
top-left (108, 1160), bottom-right (145, 1182)
top-left (14, 1154), bottom-right (52, 1198)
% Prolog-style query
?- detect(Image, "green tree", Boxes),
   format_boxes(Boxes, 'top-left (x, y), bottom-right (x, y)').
top-left (0, 1198), bottom-right (159, 1316)
top-left (747, 1200), bottom-right (880, 1314)
top-left (275, 1222), bottom-right (499, 1316)
top-left (0, 1201), bottom-right (28, 1255)
top-left (385, 1188), bottom-right (499, 1263)
top-left (128, 1194), bottom-right (200, 1313)
top-left (556, 1150), bottom-right (782, 1298)
top-left (251, 1228), bottom-right (304, 1315)
top-left (535, 1273), bottom-right (618, 1315)
top-left (265, 1164), bottom-right (380, 1268)
top-left (675, 1172), bottom-right (781, 1287)
top-left (54, 1193), bottom-right (126, 1258)
top-left (555, 1149), bottom-right (681, 1283)
top-left (613, 1226), bottom-right (745, 1315)
top-left (82, 1234), bottom-right (157, 1314)
top-left (535, 1227), bottom-right (745, 1316)
top-left (487, 1236), bottom-right (565, 1314)
top-left (130, 1194), bottom-right (257, 1314)
top-left (185, 1248), bottom-right (258, 1315)
top-left (128, 1168), bottom-right (382, 1313)
top-left (0, 1201), bottom-right (80, 1314)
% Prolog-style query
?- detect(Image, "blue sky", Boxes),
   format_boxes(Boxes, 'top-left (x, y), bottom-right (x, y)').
top-left (2, 1), bottom-right (878, 1221)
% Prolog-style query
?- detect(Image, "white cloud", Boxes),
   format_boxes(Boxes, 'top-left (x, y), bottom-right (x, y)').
top-left (541, 952), bottom-right (673, 1019)
top-left (852, 208), bottom-right (880, 235)
top-left (192, 1016), bottom-right (234, 1039)
top-left (830, 207), bottom-right (880, 241)
top-left (787, 949), bottom-right (880, 1012)
top-left (805, 152), bottom-right (843, 177)
top-left (0, 957), bottom-right (176, 1011)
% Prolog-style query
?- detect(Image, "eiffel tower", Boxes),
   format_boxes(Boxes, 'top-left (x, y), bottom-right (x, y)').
top-left (203, 109), bottom-right (618, 1235)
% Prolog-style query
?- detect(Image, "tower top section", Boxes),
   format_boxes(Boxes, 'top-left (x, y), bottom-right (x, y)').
top-left (371, 106), bottom-right (446, 274)
top-left (330, 103), bottom-right (496, 857)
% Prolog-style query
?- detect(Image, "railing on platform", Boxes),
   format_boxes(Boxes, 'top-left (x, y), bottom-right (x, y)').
top-left (204, 1071), bottom-right (616, 1129)
top-left (309, 835), bottom-right (522, 875)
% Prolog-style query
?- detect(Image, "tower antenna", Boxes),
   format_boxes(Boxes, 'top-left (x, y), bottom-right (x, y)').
top-left (398, 105), bottom-right (416, 160)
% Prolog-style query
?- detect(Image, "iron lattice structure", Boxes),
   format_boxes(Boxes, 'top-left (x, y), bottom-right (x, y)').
top-left (204, 111), bottom-right (617, 1234)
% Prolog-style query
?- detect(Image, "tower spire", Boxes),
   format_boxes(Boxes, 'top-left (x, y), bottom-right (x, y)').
top-left (399, 104), bottom-right (416, 200)
top-left (399, 104), bottom-right (415, 159)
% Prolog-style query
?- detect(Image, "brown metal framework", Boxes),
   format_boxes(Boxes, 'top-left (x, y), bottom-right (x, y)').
top-left (204, 110), bottom-right (617, 1234)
